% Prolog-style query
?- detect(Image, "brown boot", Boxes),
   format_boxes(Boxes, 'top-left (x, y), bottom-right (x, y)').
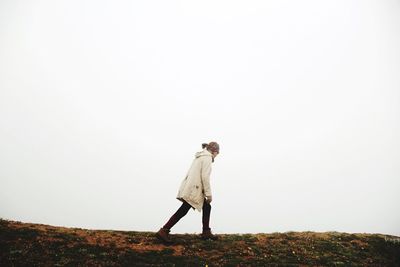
top-left (156, 228), bottom-right (172, 244)
top-left (201, 228), bottom-right (218, 240)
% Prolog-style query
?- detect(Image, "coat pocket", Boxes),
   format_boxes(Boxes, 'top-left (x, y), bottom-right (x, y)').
top-left (189, 185), bottom-right (202, 204)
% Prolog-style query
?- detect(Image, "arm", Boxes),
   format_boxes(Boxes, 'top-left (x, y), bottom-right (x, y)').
top-left (201, 156), bottom-right (213, 198)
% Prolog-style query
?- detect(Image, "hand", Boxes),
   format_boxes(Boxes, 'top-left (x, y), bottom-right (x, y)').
top-left (206, 196), bottom-right (212, 204)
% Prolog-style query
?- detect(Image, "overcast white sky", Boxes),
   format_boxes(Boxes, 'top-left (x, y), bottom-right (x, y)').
top-left (1, 0), bottom-right (399, 236)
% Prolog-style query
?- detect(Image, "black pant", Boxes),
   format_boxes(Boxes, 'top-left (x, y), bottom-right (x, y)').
top-left (163, 199), bottom-right (211, 230)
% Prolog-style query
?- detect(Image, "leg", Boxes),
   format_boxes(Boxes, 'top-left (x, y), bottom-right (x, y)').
top-left (201, 199), bottom-right (218, 240)
top-left (202, 199), bottom-right (211, 230)
top-left (163, 201), bottom-right (192, 230)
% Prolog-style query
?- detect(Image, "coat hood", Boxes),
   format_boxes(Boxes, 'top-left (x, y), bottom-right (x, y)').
top-left (195, 148), bottom-right (212, 158)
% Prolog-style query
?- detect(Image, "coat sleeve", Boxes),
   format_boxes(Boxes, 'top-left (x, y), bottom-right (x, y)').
top-left (201, 157), bottom-right (212, 197)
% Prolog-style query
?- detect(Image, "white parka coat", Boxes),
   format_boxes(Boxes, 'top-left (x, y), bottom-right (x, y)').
top-left (176, 148), bottom-right (213, 211)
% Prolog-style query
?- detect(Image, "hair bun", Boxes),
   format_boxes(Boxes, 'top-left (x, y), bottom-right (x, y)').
top-left (202, 143), bottom-right (208, 149)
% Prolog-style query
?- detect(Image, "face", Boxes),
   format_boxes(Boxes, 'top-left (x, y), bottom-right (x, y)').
top-left (212, 151), bottom-right (219, 158)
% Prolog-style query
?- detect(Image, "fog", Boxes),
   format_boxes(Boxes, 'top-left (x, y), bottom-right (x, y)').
top-left (1, 0), bottom-right (399, 236)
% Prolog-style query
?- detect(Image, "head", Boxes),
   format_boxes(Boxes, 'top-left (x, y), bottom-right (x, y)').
top-left (202, 142), bottom-right (220, 160)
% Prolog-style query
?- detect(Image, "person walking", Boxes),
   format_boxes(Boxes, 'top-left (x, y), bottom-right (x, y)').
top-left (156, 142), bottom-right (220, 243)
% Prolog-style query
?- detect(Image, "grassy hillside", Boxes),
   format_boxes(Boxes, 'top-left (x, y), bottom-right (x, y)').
top-left (1, 218), bottom-right (399, 266)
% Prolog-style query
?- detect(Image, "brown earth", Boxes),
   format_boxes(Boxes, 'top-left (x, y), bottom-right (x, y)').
top-left (1, 218), bottom-right (399, 266)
